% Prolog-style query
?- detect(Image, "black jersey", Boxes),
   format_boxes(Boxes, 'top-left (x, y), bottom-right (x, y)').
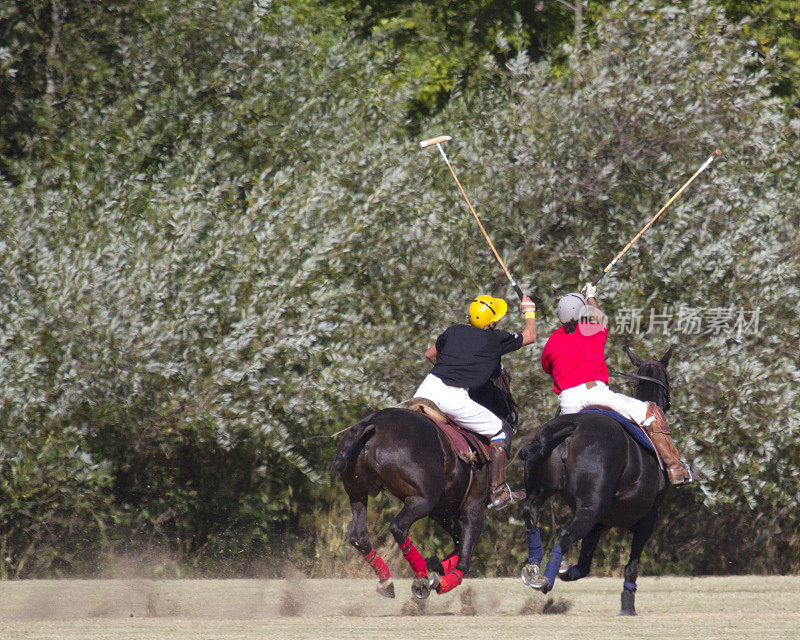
top-left (429, 324), bottom-right (523, 389)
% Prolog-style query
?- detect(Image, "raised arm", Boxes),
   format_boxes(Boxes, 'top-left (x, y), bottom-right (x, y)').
top-left (519, 295), bottom-right (537, 346)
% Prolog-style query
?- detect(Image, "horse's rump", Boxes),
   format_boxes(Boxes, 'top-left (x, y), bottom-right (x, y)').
top-left (518, 414), bottom-right (581, 464)
top-left (331, 408), bottom-right (453, 475)
top-left (519, 413), bottom-right (637, 487)
top-left (330, 413), bottom-right (378, 474)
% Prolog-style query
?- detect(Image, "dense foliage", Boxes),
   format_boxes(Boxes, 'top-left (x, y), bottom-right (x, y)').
top-left (0, 0), bottom-right (798, 578)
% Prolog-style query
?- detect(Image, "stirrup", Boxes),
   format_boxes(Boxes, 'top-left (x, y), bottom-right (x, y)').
top-left (488, 484), bottom-right (524, 510)
top-left (667, 465), bottom-right (693, 486)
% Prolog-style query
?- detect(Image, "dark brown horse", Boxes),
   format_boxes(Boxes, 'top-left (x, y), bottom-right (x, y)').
top-left (331, 370), bottom-right (517, 599)
top-left (518, 346), bottom-right (675, 615)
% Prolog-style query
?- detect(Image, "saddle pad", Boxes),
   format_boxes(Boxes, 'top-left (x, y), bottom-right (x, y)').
top-left (579, 409), bottom-right (656, 456)
top-left (406, 399), bottom-right (491, 465)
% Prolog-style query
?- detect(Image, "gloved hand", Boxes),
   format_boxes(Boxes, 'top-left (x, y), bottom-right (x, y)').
top-left (581, 282), bottom-right (597, 299)
top-left (520, 295), bottom-right (536, 317)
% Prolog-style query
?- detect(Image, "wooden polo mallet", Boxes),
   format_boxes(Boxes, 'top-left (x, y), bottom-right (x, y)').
top-left (420, 135), bottom-right (525, 301)
top-left (591, 149), bottom-right (722, 286)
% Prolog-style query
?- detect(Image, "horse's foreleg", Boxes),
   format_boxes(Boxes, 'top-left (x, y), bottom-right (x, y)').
top-left (440, 552), bottom-right (460, 574)
top-left (437, 504), bottom-right (486, 595)
top-left (521, 494), bottom-right (544, 586)
top-left (620, 505), bottom-right (658, 616)
top-left (560, 522), bottom-right (604, 582)
top-left (348, 497), bottom-right (394, 598)
top-left (428, 516), bottom-right (461, 576)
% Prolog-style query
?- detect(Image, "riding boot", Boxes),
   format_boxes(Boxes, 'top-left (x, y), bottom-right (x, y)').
top-left (488, 441), bottom-right (525, 510)
top-left (642, 402), bottom-right (693, 485)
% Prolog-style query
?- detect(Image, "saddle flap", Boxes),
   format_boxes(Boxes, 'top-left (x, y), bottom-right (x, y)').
top-left (406, 398), bottom-right (491, 465)
top-left (580, 406), bottom-right (663, 470)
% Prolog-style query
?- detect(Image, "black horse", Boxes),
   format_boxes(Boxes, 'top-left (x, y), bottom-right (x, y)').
top-left (331, 370), bottom-right (517, 599)
top-left (518, 346), bottom-right (675, 615)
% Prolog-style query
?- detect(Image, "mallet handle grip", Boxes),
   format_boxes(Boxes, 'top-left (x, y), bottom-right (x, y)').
top-left (419, 135), bottom-right (452, 148)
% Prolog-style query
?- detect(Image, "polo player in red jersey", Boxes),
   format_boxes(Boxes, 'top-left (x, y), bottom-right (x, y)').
top-left (540, 283), bottom-right (692, 485)
top-left (415, 293), bottom-right (537, 509)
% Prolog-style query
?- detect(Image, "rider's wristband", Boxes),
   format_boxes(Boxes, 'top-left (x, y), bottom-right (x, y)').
top-left (524, 310), bottom-right (536, 320)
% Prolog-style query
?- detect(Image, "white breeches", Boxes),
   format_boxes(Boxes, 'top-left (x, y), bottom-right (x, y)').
top-left (558, 381), bottom-right (649, 425)
top-left (414, 374), bottom-right (505, 439)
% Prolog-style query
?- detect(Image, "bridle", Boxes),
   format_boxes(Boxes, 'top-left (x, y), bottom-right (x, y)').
top-left (611, 359), bottom-right (671, 411)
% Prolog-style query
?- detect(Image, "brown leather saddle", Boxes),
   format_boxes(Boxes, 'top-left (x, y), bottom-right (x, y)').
top-left (404, 398), bottom-right (491, 465)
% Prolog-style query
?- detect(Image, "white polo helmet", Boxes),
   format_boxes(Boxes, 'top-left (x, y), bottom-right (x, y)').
top-left (557, 293), bottom-right (588, 324)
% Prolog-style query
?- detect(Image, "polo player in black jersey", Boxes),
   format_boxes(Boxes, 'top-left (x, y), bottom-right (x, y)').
top-left (414, 294), bottom-right (537, 509)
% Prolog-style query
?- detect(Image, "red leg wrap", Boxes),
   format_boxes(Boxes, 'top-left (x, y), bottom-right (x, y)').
top-left (399, 537), bottom-right (428, 578)
top-left (437, 569), bottom-right (463, 594)
top-left (441, 554), bottom-right (460, 574)
top-left (364, 548), bottom-right (391, 582)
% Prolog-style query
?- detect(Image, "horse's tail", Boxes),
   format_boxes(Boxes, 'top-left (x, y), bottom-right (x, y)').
top-left (330, 413), bottom-right (377, 474)
top-left (518, 417), bottom-right (577, 465)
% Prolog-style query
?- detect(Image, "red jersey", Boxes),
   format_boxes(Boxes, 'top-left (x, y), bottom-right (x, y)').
top-left (541, 323), bottom-right (609, 394)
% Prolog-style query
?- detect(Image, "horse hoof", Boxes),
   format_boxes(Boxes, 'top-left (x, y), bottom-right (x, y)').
top-left (620, 589), bottom-right (636, 615)
top-left (411, 573), bottom-right (439, 600)
top-left (558, 560), bottom-right (570, 576)
top-left (411, 577), bottom-right (430, 600)
top-left (376, 579), bottom-right (395, 599)
top-left (527, 572), bottom-right (550, 592)
top-left (535, 578), bottom-right (551, 593)
top-left (520, 563), bottom-right (541, 587)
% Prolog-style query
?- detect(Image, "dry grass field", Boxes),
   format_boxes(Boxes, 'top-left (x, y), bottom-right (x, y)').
top-left (0, 575), bottom-right (798, 639)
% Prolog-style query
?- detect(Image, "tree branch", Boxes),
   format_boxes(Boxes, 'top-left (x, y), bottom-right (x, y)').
top-left (553, 0), bottom-right (576, 11)
top-left (45, 0), bottom-right (64, 102)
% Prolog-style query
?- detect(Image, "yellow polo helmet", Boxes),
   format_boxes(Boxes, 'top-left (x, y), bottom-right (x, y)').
top-left (468, 295), bottom-right (508, 328)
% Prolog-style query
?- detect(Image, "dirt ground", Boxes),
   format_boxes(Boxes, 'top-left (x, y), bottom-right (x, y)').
top-left (0, 575), bottom-right (798, 639)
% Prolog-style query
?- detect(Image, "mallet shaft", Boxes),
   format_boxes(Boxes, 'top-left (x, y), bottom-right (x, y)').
top-left (420, 134), bottom-right (524, 300)
top-left (593, 149), bottom-right (722, 286)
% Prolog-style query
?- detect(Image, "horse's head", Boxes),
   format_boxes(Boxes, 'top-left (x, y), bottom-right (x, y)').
top-left (468, 366), bottom-right (519, 431)
top-left (625, 345), bottom-right (673, 412)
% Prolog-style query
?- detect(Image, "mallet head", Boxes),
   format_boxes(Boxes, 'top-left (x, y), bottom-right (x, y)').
top-left (419, 135), bottom-right (452, 148)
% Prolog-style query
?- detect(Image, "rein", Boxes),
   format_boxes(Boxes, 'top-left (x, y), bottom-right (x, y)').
top-left (610, 359), bottom-right (671, 410)
top-left (610, 370), bottom-right (669, 392)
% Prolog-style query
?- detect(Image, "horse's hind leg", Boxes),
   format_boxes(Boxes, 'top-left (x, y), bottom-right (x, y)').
top-left (620, 504), bottom-right (658, 616)
top-left (389, 496), bottom-right (437, 597)
top-left (436, 501), bottom-right (487, 595)
top-left (560, 523), bottom-right (605, 582)
top-left (537, 495), bottom-right (611, 593)
top-left (348, 496), bottom-right (394, 598)
top-left (427, 515), bottom-right (461, 577)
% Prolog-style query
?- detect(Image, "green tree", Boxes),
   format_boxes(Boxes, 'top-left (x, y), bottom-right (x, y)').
top-left (1, 0), bottom-right (799, 577)
top-left (719, 0), bottom-right (800, 102)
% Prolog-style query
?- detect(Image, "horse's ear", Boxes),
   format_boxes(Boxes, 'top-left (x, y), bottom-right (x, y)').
top-left (660, 344), bottom-right (674, 367)
top-left (626, 346), bottom-right (644, 367)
